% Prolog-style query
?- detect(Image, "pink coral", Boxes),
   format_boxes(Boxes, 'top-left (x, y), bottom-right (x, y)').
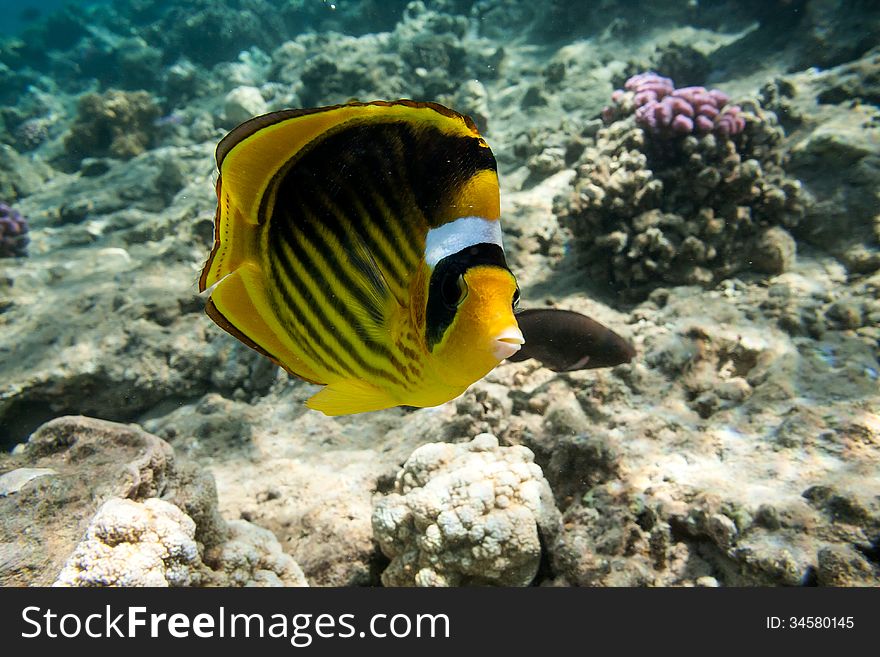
top-left (607, 72), bottom-right (746, 139)
top-left (0, 202), bottom-right (29, 258)
top-left (625, 72), bottom-right (675, 103)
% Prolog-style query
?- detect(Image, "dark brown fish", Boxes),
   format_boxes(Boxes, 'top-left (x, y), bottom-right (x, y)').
top-left (508, 308), bottom-right (635, 371)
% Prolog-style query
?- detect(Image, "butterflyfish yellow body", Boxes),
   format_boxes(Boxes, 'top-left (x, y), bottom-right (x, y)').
top-left (199, 100), bottom-right (524, 415)
top-left (200, 100), bottom-right (637, 416)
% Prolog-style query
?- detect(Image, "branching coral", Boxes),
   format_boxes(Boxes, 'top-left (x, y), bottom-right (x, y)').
top-left (559, 81), bottom-right (810, 299)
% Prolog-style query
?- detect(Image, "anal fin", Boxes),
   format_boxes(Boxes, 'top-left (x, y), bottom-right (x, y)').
top-left (306, 379), bottom-right (398, 416)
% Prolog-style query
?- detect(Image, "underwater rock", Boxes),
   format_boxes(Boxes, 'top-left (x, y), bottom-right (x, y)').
top-left (511, 119), bottom-right (590, 184)
top-left (109, 38), bottom-right (165, 90)
top-left (752, 226), bottom-right (797, 275)
top-left (286, 495), bottom-right (377, 588)
top-left (0, 143), bottom-right (235, 445)
top-left (12, 116), bottom-right (52, 152)
top-left (622, 282), bottom-right (880, 584)
top-left (793, 116), bottom-right (874, 168)
top-left (201, 518), bottom-right (308, 587)
top-left (0, 291), bottom-right (219, 443)
top-left (543, 394), bottom-right (591, 437)
top-left (472, 0), bottom-right (540, 40)
top-left (443, 383), bottom-right (511, 442)
top-left (527, 146), bottom-right (566, 177)
top-left (475, 0), bottom-right (691, 42)
top-left (270, 40), bottom-right (310, 86)
top-left (814, 51), bottom-right (880, 107)
top-left (0, 415), bottom-right (183, 585)
top-left (56, 498), bottom-right (307, 587)
top-left (651, 43), bottom-right (712, 88)
top-left (824, 298), bottom-right (864, 331)
top-left (223, 85), bottom-right (268, 127)
top-left (162, 58), bottom-right (216, 106)
top-left (667, 496), bottom-right (813, 586)
top-left (288, 3), bottom-right (499, 108)
top-left (815, 544), bottom-right (879, 586)
top-left (372, 433), bottom-right (561, 586)
top-left (69, 31), bottom-right (165, 92)
top-left (793, 0), bottom-right (880, 70)
top-left (612, 44), bottom-right (713, 90)
top-left (520, 388), bottom-right (624, 506)
top-left (0, 415), bottom-right (306, 587)
top-left (0, 144), bottom-right (53, 201)
top-left (550, 485), bottom-right (677, 587)
top-left (145, 1), bottom-right (279, 68)
top-left (788, 100), bottom-right (880, 273)
top-left (0, 467), bottom-right (56, 496)
top-left (193, 393), bottom-right (471, 587)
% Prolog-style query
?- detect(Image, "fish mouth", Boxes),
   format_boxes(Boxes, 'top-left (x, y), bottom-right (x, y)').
top-left (493, 326), bottom-right (525, 361)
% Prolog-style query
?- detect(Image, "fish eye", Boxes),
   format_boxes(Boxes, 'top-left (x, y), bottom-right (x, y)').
top-left (512, 287), bottom-right (521, 309)
top-left (441, 272), bottom-right (468, 308)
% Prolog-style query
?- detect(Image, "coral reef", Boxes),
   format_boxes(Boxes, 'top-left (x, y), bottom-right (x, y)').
top-left (271, 2), bottom-right (505, 111)
top-left (558, 92), bottom-right (809, 299)
top-left (474, 0), bottom-right (693, 41)
top-left (0, 202), bottom-right (28, 257)
top-left (63, 89), bottom-right (161, 162)
top-left (0, 0), bottom-right (877, 591)
top-left (372, 433), bottom-right (561, 586)
top-left (0, 416), bottom-right (307, 587)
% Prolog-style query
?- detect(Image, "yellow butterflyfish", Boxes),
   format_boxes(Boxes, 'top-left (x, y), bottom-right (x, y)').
top-left (199, 100), bottom-right (634, 416)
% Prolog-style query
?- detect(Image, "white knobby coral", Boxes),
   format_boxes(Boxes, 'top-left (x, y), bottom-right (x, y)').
top-left (54, 497), bottom-right (309, 587)
top-left (203, 519), bottom-right (308, 587)
top-left (55, 498), bottom-right (203, 587)
top-left (373, 433), bottom-right (559, 587)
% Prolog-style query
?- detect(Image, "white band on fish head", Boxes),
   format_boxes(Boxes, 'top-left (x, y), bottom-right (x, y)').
top-left (424, 216), bottom-right (504, 268)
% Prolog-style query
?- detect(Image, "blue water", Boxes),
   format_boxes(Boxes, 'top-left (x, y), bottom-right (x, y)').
top-left (0, 0), bottom-right (110, 35)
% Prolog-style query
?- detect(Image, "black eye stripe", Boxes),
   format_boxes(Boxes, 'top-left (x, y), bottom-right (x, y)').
top-left (425, 243), bottom-right (513, 350)
top-left (440, 272), bottom-right (464, 308)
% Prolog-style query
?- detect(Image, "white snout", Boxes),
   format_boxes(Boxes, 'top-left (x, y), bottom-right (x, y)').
top-left (493, 326), bottom-right (525, 361)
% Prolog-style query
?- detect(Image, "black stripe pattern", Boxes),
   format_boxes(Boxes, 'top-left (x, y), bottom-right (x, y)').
top-left (259, 119), bottom-right (497, 388)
